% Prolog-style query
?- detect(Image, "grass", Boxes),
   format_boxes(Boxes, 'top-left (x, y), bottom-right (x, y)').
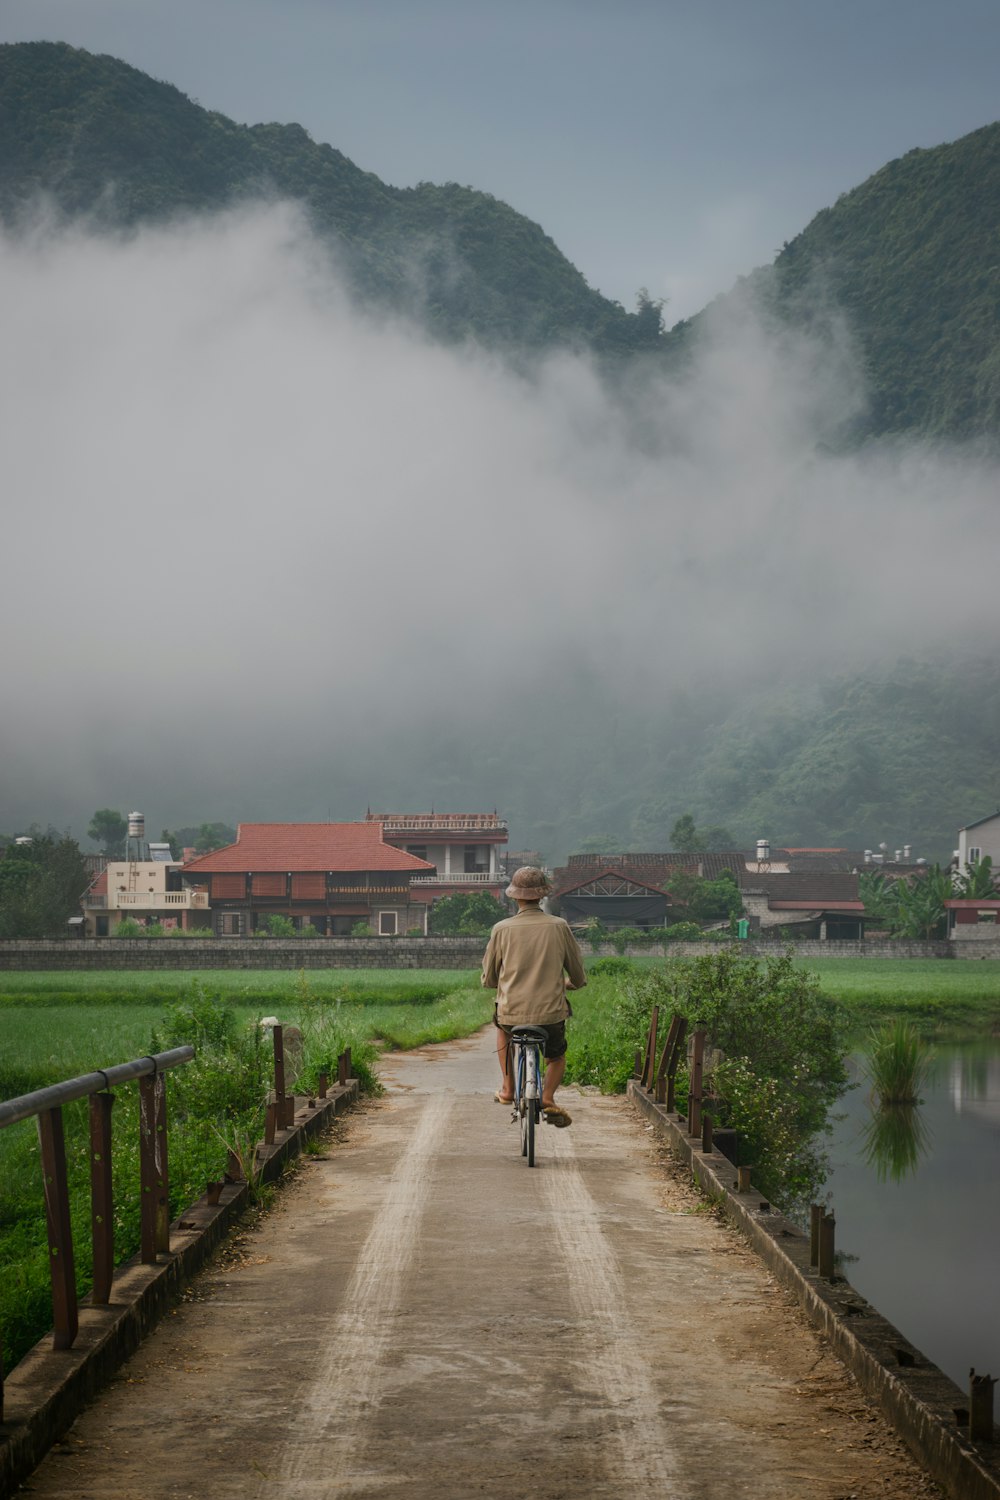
top-left (0, 968), bottom-right (481, 1008)
top-left (793, 957), bottom-right (1000, 1036)
top-left (863, 1019), bottom-right (930, 1104)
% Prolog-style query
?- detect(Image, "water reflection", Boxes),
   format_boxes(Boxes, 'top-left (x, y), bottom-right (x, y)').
top-left (860, 1101), bottom-right (930, 1182)
top-left (828, 1038), bottom-right (1000, 1392)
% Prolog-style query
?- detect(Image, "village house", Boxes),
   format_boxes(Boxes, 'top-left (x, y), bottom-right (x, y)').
top-left (548, 847), bottom-right (865, 938)
top-left (367, 811), bottom-right (508, 906)
top-left (179, 822), bottom-right (436, 936)
top-left (955, 811), bottom-right (1000, 877)
top-left (80, 812), bottom-right (210, 936)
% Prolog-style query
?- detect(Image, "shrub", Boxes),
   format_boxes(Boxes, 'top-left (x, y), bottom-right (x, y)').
top-left (114, 917), bottom-right (146, 938)
top-left (257, 914), bottom-right (296, 938)
top-left (663, 921), bottom-right (705, 942)
top-left (588, 956), bottom-right (640, 978)
top-left (582, 948), bottom-right (849, 1213)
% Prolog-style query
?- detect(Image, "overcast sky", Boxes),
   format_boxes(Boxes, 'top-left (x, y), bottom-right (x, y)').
top-left (2, 0), bottom-right (1000, 318)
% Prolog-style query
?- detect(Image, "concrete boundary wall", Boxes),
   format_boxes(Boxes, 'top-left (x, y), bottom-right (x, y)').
top-left (627, 1081), bottom-right (1000, 1500)
top-left (0, 1080), bottom-right (359, 1499)
top-left (3, 936), bottom-right (999, 970)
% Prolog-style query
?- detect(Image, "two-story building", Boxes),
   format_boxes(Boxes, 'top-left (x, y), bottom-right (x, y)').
top-left (368, 811), bottom-right (509, 906)
top-left (179, 822), bottom-right (436, 936)
top-left (81, 847), bottom-right (210, 935)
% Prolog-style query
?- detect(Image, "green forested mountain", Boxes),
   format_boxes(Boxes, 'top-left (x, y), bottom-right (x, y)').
top-left (4, 42), bottom-right (1000, 437)
top-left (667, 126), bottom-right (1000, 443)
top-left (774, 126), bottom-right (1000, 441)
top-left (0, 41), bottom-right (656, 354)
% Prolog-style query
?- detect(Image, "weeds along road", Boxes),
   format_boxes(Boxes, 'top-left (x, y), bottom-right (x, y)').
top-left (24, 1028), bottom-right (939, 1500)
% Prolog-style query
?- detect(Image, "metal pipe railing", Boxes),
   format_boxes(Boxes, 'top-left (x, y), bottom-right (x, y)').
top-left (0, 1045), bottom-right (194, 1404)
top-left (0, 1047), bottom-right (194, 1129)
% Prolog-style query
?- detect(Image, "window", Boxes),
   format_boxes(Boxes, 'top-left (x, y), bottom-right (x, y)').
top-left (464, 844), bottom-right (490, 873)
top-left (379, 911), bottom-right (398, 936)
top-left (407, 845), bottom-right (427, 861)
top-left (968, 846), bottom-right (982, 864)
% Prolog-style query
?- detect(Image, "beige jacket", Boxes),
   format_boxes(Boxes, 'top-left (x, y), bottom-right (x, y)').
top-left (481, 906), bottom-right (587, 1025)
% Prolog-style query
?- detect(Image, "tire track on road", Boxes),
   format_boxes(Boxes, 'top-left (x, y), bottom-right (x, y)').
top-left (266, 1094), bottom-right (452, 1498)
top-left (543, 1130), bottom-right (688, 1497)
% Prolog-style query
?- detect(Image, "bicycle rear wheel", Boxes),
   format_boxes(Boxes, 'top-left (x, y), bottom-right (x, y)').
top-left (526, 1097), bottom-right (535, 1166)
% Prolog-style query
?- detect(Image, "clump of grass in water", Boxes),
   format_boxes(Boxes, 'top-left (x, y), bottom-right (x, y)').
top-left (864, 1019), bottom-right (929, 1104)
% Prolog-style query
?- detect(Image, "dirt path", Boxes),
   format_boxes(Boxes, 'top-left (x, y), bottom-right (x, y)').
top-left (20, 1030), bottom-right (940, 1499)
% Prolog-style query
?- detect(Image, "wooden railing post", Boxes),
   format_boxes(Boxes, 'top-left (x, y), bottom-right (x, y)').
top-left (37, 1105), bottom-right (78, 1350)
top-left (89, 1091), bottom-right (115, 1305)
top-left (272, 1025), bottom-right (286, 1130)
top-left (641, 1006), bottom-right (659, 1090)
top-left (139, 1071), bottom-right (170, 1261)
top-left (687, 1027), bottom-right (705, 1138)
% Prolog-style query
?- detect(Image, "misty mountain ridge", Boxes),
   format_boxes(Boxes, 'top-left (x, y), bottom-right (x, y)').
top-left (4, 40), bottom-right (1000, 443)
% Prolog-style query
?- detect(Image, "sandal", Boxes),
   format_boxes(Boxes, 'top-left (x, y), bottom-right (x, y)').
top-left (542, 1104), bottom-right (572, 1128)
top-left (494, 1092), bottom-right (515, 1104)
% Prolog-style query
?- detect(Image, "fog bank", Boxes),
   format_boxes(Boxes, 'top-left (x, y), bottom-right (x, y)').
top-left (2, 203), bottom-right (998, 843)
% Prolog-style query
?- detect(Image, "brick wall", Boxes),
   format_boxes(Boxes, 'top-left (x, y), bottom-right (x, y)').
top-left (0, 938), bottom-right (488, 971)
top-left (4, 935), bottom-right (998, 970)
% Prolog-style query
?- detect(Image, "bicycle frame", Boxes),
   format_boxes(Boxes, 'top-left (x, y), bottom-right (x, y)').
top-left (508, 1026), bottom-right (546, 1167)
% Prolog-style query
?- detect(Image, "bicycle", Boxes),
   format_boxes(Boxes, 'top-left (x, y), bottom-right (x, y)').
top-left (507, 1024), bottom-right (547, 1167)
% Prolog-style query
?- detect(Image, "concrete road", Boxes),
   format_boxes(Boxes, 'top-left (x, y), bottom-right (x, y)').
top-left (21, 1029), bottom-right (939, 1499)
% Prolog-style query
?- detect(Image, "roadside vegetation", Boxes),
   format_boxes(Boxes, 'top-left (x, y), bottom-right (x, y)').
top-left (0, 969), bottom-right (485, 1375)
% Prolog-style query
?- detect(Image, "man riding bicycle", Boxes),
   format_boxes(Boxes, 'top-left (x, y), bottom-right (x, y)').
top-left (481, 866), bottom-right (586, 1128)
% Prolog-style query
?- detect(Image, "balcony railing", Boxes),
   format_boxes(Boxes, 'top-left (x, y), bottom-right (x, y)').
top-left (379, 815), bottom-right (508, 831)
top-left (83, 891), bottom-right (209, 910)
top-left (411, 871), bottom-right (503, 886)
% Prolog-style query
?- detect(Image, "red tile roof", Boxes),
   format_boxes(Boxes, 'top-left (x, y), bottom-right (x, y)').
top-left (180, 823), bottom-right (436, 876)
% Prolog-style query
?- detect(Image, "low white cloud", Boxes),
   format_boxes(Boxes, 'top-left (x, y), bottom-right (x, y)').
top-left (2, 201), bottom-right (998, 836)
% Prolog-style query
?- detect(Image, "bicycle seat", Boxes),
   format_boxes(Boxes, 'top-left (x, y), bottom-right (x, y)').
top-left (509, 1025), bottom-right (548, 1043)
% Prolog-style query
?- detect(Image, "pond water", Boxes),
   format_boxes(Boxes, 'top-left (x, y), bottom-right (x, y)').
top-left (825, 1039), bottom-right (1000, 1391)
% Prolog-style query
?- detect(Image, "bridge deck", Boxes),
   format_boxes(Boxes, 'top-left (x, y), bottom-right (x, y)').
top-left (22, 1029), bottom-right (937, 1498)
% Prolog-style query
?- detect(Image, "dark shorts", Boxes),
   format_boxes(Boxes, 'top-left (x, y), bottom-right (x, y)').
top-left (493, 1008), bottom-right (568, 1060)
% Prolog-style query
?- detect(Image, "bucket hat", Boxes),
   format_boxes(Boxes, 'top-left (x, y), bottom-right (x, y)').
top-left (505, 866), bottom-right (551, 901)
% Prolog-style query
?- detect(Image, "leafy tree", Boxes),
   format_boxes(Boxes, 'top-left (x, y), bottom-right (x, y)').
top-left (161, 822), bottom-right (237, 858)
top-left (888, 864), bottom-right (953, 940)
top-left (671, 814), bottom-right (700, 853)
top-left (0, 833), bottom-right (89, 937)
top-left (665, 868), bottom-right (743, 924)
top-left (428, 891), bottom-right (510, 935)
top-left (88, 808), bottom-right (127, 857)
top-left (858, 870), bottom-right (896, 926)
top-left (955, 854), bottom-right (998, 898)
top-left (634, 287), bottom-right (665, 345)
